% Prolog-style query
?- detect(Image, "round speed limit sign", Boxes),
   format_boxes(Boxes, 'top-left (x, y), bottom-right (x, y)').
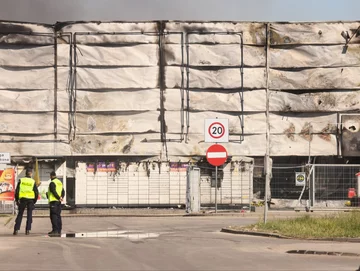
top-left (208, 122), bottom-right (225, 139)
top-left (205, 119), bottom-right (229, 143)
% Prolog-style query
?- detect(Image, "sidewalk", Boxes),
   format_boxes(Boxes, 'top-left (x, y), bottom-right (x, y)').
top-left (35, 208), bottom-right (348, 218)
top-left (33, 207), bottom-right (187, 217)
top-left (1, 208), bottom-right (352, 218)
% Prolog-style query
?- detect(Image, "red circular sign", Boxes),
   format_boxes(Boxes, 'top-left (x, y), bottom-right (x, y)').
top-left (208, 122), bottom-right (225, 139)
top-left (206, 144), bottom-right (228, 167)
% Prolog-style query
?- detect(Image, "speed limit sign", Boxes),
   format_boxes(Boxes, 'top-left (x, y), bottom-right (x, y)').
top-left (205, 119), bottom-right (229, 143)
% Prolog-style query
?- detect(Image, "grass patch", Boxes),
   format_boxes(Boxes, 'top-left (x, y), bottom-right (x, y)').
top-left (244, 212), bottom-right (360, 238)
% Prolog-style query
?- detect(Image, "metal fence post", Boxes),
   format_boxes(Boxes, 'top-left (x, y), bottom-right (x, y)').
top-left (186, 166), bottom-right (200, 213)
top-left (311, 165), bottom-right (315, 209)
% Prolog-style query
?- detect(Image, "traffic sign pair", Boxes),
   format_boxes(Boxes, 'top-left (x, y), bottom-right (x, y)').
top-left (205, 119), bottom-right (228, 167)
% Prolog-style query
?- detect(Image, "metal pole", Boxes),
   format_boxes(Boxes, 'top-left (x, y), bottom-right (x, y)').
top-left (264, 23), bottom-right (271, 224)
top-left (312, 164), bottom-right (316, 209)
top-left (54, 33), bottom-right (58, 141)
top-left (215, 166), bottom-right (218, 213)
top-left (185, 33), bottom-right (190, 143)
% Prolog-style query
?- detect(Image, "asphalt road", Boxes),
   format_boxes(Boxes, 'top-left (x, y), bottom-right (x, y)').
top-left (0, 216), bottom-right (359, 271)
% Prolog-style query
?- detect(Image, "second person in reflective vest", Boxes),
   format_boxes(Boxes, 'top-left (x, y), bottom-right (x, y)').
top-left (47, 171), bottom-right (65, 237)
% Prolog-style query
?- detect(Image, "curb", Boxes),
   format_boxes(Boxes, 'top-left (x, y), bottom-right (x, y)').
top-left (221, 228), bottom-right (285, 239)
top-left (221, 227), bottom-right (360, 243)
top-left (287, 250), bottom-right (360, 257)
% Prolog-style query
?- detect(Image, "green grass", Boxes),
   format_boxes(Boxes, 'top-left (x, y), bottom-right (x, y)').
top-left (245, 212), bottom-right (360, 238)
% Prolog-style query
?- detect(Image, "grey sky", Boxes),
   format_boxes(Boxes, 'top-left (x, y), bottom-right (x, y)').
top-left (0, 0), bottom-right (359, 24)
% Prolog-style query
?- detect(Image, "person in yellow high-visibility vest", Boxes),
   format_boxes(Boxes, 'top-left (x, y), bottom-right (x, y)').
top-left (13, 168), bottom-right (39, 235)
top-left (47, 171), bottom-right (65, 237)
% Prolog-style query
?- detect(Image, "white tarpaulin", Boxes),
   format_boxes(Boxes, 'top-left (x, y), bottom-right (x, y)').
top-left (270, 22), bottom-right (360, 45)
top-left (269, 90), bottom-right (360, 112)
top-left (72, 89), bottom-right (160, 111)
top-left (270, 45), bottom-right (360, 68)
top-left (270, 67), bottom-right (360, 90)
top-left (74, 44), bottom-right (159, 66)
top-left (1, 20), bottom-right (359, 157)
top-left (76, 67), bottom-right (159, 89)
top-left (0, 89), bottom-right (54, 111)
top-left (58, 111), bottom-right (161, 134)
top-left (164, 89), bottom-right (266, 111)
top-left (165, 111), bottom-right (266, 134)
top-left (165, 44), bottom-right (265, 67)
top-left (166, 67), bottom-right (266, 89)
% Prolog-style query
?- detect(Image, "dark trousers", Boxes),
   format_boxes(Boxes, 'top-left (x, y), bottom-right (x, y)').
top-left (50, 201), bottom-right (62, 233)
top-left (14, 199), bottom-right (34, 231)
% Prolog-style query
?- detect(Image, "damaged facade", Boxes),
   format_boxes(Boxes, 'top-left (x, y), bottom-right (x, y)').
top-left (0, 20), bottom-right (359, 207)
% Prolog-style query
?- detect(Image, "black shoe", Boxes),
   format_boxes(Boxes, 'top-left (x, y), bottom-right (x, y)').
top-left (13, 230), bottom-right (18, 235)
top-left (25, 230), bottom-right (30, 235)
top-left (48, 231), bottom-right (55, 235)
top-left (48, 231), bottom-right (61, 237)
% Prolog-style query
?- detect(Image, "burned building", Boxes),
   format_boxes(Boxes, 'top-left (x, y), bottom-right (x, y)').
top-left (0, 20), bottom-right (359, 208)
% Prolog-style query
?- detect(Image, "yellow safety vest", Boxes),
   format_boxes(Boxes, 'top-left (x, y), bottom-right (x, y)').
top-left (48, 178), bottom-right (63, 202)
top-left (19, 177), bottom-right (35, 199)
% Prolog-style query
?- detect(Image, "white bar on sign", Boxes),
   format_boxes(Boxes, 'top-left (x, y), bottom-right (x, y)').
top-left (207, 152), bottom-right (227, 158)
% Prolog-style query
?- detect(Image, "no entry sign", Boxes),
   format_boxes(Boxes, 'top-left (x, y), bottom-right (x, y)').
top-left (206, 144), bottom-right (228, 167)
top-left (205, 119), bottom-right (229, 143)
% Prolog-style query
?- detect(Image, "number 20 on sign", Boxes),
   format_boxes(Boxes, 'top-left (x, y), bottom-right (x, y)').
top-left (205, 119), bottom-right (229, 143)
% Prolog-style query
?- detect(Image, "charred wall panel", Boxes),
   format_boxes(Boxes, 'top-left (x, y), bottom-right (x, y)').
top-left (269, 22), bottom-right (360, 157)
top-left (341, 115), bottom-right (360, 156)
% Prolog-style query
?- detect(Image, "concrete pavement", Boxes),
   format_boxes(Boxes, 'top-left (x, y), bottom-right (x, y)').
top-left (0, 215), bottom-right (359, 270)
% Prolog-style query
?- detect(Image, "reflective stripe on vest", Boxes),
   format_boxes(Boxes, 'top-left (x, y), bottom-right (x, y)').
top-left (19, 177), bottom-right (35, 199)
top-left (48, 178), bottom-right (63, 202)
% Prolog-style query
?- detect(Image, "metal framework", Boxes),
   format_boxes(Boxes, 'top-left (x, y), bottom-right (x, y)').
top-left (0, 31), bottom-right (71, 143)
top-left (185, 31), bottom-right (245, 143)
top-left (72, 31), bottom-right (186, 154)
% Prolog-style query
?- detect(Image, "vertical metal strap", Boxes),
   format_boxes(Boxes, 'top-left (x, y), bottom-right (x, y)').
top-left (249, 162), bottom-right (253, 211)
top-left (239, 34), bottom-right (244, 142)
top-left (185, 33), bottom-right (190, 143)
top-left (180, 33), bottom-right (185, 142)
top-left (264, 23), bottom-right (271, 224)
top-left (337, 113), bottom-right (341, 157)
top-left (73, 33), bottom-right (78, 140)
top-left (68, 33), bottom-right (74, 141)
top-left (54, 33), bottom-right (58, 140)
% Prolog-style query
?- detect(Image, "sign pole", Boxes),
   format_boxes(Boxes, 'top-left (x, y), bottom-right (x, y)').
top-left (215, 166), bottom-right (218, 213)
top-left (206, 144), bottom-right (227, 214)
top-left (205, 118), bottom-right (229, 214)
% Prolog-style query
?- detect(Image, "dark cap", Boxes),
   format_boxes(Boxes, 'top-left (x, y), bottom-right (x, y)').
top-left (25, 168), bottom-right (32, 176)
top-left (50, 171), bottom-right (56, 177)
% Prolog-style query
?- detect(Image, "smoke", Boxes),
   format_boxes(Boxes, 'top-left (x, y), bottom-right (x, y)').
top-left (0, 0), bottom-right (358, 24)
top-left (2, 0), bottom-right (265, 23)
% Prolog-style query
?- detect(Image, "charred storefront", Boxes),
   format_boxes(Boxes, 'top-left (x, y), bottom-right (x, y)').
top-left (1, 20), bottom-right (360, 209)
